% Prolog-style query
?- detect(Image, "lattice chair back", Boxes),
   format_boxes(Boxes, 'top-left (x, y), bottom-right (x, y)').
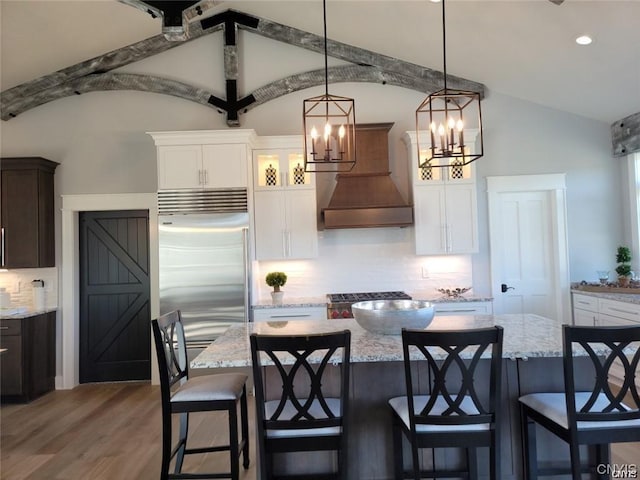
top-left (562, 324), bottom-right (640, 424)
top-left (401, 326), bottom-right (504, 429)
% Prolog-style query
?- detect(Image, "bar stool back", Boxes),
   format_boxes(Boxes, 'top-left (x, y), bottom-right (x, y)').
top-left (389, 326), bottom-right (504, 480)
top-left (519, 324), bottom-right (640, 479)
top-left (152, 310), bottom-right (250, 480)
top-left (250, 330), bottom-right (351, 480)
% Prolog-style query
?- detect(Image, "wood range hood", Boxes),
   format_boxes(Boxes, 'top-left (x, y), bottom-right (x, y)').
top-left (322, 123), bottom-right (414, 229)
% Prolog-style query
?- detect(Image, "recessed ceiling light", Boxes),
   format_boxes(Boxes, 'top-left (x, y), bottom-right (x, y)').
top-left (576, 35), bottom-right (593, 46)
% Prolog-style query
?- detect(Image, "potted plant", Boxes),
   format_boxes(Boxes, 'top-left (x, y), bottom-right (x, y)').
top-left (615, 246), bottom-right (633, 287)
top-left (266, 271), bottom-right (287, 305)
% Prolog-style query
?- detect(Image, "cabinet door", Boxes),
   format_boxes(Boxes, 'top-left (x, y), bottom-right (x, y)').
top-left (414, 186), bottom-right (447, 255)
top-left (573, 308), bottom-right (596, 327)
top-left (285, 190), bottom-right (318, 259)
top-left (1, 169), bottom-right (39, 267)
top-left (202, 144), bottom-right (247, 189)
top-left (253, 191), bottom-right (287, 260)
top-left (445, 184), bottom-right (478, 254)
top-left (0, 334), bottom-right (23, 396)
top-left (157, 145), bottom-right (203, 190)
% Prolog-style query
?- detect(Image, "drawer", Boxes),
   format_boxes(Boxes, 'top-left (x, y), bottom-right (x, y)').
top-left (434, 301), bottom-right (493, 316)
top-left (0, 319), bottom-right (21, 336)
top-left (253, 306), bottom-right (327, 322)
top-left (572, 294), bottom-right (598, 313)
top-left (598, 299), bottom-right (640, 323)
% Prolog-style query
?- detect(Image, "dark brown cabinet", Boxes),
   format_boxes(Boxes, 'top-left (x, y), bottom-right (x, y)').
top-left (1, 311), bottom-right (56, 402)
top-left (0, 157), bottom-right (58, 268)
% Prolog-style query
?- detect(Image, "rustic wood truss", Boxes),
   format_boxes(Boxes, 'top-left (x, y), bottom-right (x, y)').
top-left (611, 112), bottom-right (640, 157)
top-left (0, 9), bottom-right (485, 126)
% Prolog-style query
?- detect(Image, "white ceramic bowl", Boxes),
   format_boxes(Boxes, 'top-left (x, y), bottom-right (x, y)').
top-left (351, 299), bottom-right (435, 335)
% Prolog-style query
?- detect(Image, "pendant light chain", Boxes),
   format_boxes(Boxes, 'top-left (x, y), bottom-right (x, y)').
top-left (415, 0), bottom-right (484, 168)
top-left (302, 0), bottom-right (357, 173)
top-left (442, 0), bottom-right (447, 91)
top-left (323, 0), bottom-right (329, 96)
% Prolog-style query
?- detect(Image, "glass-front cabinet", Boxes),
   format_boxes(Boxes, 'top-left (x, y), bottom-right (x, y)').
top-left (402, 131), bottom-right (479, 255)
top-left (252, 136), bottom-right (318, 260)
top-left (253, 149), bottom-right (313, 191)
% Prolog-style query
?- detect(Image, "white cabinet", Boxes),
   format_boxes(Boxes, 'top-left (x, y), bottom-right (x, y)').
top-left (572, 293), bottom-right (598, 326)
top-left (598, 298), bottom-right (640, 324)
top-left (149, 130), bottom-right (255, 191)
top-left (402, 131), bottom-right (479, 255)
top-left (252, 137), bottom-right (318, 261)
top-left (254, 190), bottom-right (317, 260)
top-left (572, 293), bottom-right (640, 328)
top-left (434, 301), bottom-right (493, 316)
top-left (253, 306), bottom-right (327, 322)
top-left (414, 184), bottom-right (478, 254)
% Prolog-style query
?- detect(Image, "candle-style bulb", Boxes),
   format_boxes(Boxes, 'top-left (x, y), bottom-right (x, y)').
top-left (310, 126), bottom-right (318, 139)
top-left (438, 124), bottom-right (446, 136)
top-left (430, 122), bottom-right (437, 133)
top-left (447, 117), bottom-right (456, 129)
top-left (456, 119), bottom-right (464, 131)
top-left (338, 124), bottom-right (345, 138)
top-left (324, 122), bottom-right (332, 141)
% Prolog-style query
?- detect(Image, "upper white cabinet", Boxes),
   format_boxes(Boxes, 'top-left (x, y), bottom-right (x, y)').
top-left (402, 132), bottom-right (479, 255)
top-left (252, 136), bottom-right (318, 260)
top-left (149, 130), bottom-right (256, 190)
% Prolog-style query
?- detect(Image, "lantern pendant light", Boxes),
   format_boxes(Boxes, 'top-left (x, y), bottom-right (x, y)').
top-left (416, 0), bottom-right (483, 170)
top-left (303, 0), bottom-right (356, 173)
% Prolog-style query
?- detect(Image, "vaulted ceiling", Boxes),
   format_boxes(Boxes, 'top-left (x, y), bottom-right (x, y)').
top-left (1, 0), bottom-right (639, 126)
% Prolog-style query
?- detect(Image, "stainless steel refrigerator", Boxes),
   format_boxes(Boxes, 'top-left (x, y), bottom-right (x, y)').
top-left (158, 212), bottom-right (250, 349)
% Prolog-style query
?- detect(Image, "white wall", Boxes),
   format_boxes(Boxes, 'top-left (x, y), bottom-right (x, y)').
top-left (0, 6), bottom-right (626, 385)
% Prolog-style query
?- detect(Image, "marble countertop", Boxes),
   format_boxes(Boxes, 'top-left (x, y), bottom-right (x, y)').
top-left (192, 313), bottom-right (563, 369)
top-left (571, 289), bottom-right (640, 305)
top-left (252, 295), bottom-right (493, 309)
top-left (0, 307), bottom-right (58, 320)
top-left (252, 297), bottom-right (328, 309)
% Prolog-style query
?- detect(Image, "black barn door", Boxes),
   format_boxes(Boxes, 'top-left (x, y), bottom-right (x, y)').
top-left (79, 210), bottom-right (150, 383)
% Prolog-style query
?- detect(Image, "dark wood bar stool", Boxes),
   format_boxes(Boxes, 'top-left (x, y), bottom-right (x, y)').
top-left (151, 310), bottom-right (249, 480)
top-left (389, 326), bottom-right (504, 480)
top-left (250, 330), bottom-right (351, 480)
top-left (519, 324), bottom-right (640, 479)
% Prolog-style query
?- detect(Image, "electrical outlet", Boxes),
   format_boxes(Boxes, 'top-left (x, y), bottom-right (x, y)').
top-left (421, 267), bottom-right (430, 279)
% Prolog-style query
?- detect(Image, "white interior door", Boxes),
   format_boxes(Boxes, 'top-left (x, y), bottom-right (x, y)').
top-left (488, 175), bottom-right (571, 323)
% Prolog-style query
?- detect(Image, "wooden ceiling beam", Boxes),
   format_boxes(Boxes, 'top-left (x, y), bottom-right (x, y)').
top-left (611, 112), bottom-right (640, 156)
top-left (0, 9), bottom-right (485, 122)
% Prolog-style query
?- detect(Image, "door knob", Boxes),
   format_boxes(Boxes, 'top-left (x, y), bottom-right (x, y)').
top-left (501, 283), bottom-right (514, 293)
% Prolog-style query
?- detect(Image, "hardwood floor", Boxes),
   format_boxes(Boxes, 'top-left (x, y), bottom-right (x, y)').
top-left (1, 382), bottom-right (638, 479)
top-left (0, 383), bottom-right (256, 480)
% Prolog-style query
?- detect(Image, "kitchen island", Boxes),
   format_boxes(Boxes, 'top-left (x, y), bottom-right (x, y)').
top-left (193, 314), bottom-right (597, 480)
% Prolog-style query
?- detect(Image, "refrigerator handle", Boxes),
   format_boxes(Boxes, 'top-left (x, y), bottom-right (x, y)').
top-left (242, 227), bottom-right (250, 323)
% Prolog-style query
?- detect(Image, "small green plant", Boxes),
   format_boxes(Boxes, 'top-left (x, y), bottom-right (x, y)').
top-left (615, 246), bottom-right (632, 278)
top-left (265, 272), bottom-right (287, 292)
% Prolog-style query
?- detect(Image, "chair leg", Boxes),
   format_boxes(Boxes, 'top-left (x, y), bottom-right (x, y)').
top-left (391, 415), bottom-right (404, 480)
top-left (175, 412), bottom-right (189, 474)
top-left (160, 406), bottom-right (172, 480)
top-left (595, 443), bottom-right (610, 474)
top-left (568, 436), bottom-right (582, 480)
top-left (228, 403), bottom-right (240, 480)
top-left (491, 429), bottom-right (501, 480)
top-left (409, 433), bottom-right (420, 480)
top-left (520, 406), bottom-right (538, 480)
top-left (467, 447), bottom-right (478, 479)
top-left (240, 386), bottom-right (250, 469)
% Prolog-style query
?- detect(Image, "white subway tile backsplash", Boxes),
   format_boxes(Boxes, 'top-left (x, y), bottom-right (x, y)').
top-left (0, 268), bottom-right (58, 309)
top-left (255, 228), bottom-right (472, 302)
